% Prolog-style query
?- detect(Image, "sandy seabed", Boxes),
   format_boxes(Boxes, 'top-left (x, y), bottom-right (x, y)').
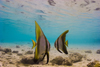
top-left (0, 44), bottom-right (100, 67)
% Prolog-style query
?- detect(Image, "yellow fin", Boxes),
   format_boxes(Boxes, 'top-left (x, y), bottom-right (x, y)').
top-left (61, 30), bottom-right (69, 37)
top-left (65, 40), bottom-right (68, 47)
top-left (94, 63), bottom-right (100, 67)
top-left (35, 21), bottom-right (44, 42)
top-left (31, 39), bottom-right (36, 49)
top-left (61, 30), bottom-right (69, 42)
top-left (35, 46), bottom-right (39, 59)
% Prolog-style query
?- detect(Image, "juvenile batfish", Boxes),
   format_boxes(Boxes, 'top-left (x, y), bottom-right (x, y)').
top-left (32, 21), bottom-right (50, 64)
top-left (54, 30), bottom-right (69, 54)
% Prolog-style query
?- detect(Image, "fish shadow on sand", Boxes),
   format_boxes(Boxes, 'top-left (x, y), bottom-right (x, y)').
top-left (20, 55), bottom-right (46, 65)
top-left (20, 56), bottom-right (34, 64)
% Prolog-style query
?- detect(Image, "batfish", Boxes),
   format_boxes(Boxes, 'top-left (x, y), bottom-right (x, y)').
top-left (54, 30), bottom-right (69, 54)
top-left (32, 21), bottom-right (50, 64)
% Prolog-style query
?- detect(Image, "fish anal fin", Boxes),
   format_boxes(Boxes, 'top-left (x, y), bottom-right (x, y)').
top-left (41, 52), bottom-right (49, 64)
top-left (57, 48), bottom-right (62, 53)
top-left (46, 52), bottom-right (49, 64)
top-left (63, 45), bottom-right (68, 54)
top-left (41, 53), bottom-right (46, 61)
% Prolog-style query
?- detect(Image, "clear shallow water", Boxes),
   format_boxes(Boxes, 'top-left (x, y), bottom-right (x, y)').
top-left (0, 0), bottom-right (100, 48)
top-left (0, 43), bottom-right (100, 50)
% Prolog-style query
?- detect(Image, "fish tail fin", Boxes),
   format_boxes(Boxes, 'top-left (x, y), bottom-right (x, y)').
top-left (31, 39), bottom-right (36, 49)
top-left (65, 40), bottom-right (68, 47)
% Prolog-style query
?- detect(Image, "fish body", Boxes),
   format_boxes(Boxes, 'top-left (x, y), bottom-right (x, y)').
top-left (32, 21), bottom-right (50, 64)
top-left (54, 30), bottom-right (69, 54)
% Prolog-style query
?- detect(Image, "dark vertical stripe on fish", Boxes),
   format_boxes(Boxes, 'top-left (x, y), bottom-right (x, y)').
top-left (57, 38), bottom-right (59, 50)
top-left (57, 37), bottom-right (62, 53)
top-left (62, 35), bottom-right (64, 51)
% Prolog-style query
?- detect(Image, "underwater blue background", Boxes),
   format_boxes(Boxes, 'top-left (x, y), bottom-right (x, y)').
top-left (0, 0), bottom-right (100, 48)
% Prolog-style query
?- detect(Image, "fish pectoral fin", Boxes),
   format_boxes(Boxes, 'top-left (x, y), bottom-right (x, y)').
top-left (65, 40), bottom-right (68, 47)
top-left (31, 39), bottom-right (36, 49)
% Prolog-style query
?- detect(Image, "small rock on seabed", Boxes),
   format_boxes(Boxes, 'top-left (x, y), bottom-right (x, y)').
top-left (20, 56), bottom-right (34, 64)
top-left (17, 53), bottom-right (23, 56)
top-left (87, 60), bottom-right (100, 67)
top-left (85, 50), bottom-right (92, 53)
top-left (0, 47), bottom-right (4, 51)
top-left (25, 51), bottom-right (33, 54)
top-left (96, 49), bottom-right (100, 54)
top-left (69, 53), bottom-right (83, 63)
top-left (87, 59), bottom-right (92, 61)
top-left (12, 51), bottom-right (18, 53)
top-left (16, 45), bottom-right (20, 48)
top-left (50, 56), bottom-right (66, 65)
top-left (0, 47), bottom-right (12, 54)
top-left (3, 48), bottom-right (12, 53)
top-left (50, 52), bottom-right (83, 66)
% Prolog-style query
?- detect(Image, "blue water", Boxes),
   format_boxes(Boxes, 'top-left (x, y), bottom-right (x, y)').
top-left (0, 0), bottom-right (100, 48)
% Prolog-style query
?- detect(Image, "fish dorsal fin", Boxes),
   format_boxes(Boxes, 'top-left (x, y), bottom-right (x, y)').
top-left (60, 30), bottom-right (69, 42)
top-left (35, 21), bottom-right (44, 42)
top-left (31, 39), bottom-right (36, 49)
top-left (65, 40), bottom-right (68, 47)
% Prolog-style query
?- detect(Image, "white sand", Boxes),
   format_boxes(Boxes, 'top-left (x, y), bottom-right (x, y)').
top-left (0, 43), bottom-right (100, 67)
